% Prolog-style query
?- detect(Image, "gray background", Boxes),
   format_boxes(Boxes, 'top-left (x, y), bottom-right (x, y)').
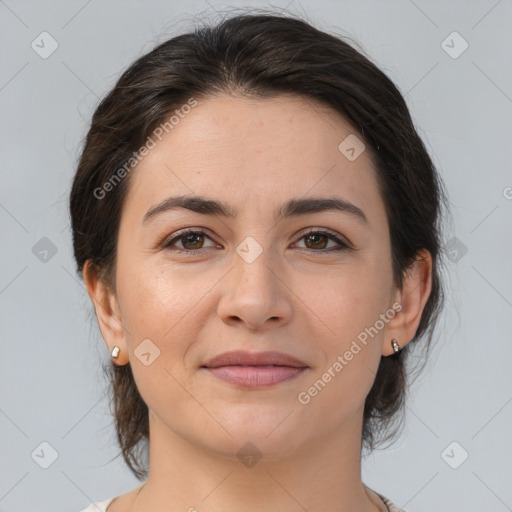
top-left (1, 1), bottom-right (511, 511)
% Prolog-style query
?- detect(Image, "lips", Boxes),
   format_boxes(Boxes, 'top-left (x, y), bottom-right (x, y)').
top-left (201, 350), bottom-right (308, 369)
top-left (201, 350), bottom-right (309, 387)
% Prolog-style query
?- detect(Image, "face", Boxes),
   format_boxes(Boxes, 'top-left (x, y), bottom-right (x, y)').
top-left (108, 94), bottom-right (401, 459)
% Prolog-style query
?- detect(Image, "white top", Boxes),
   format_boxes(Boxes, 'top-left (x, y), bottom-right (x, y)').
top-left (78, 497), bottom-right (115, 512)
top-left (77, 485), bottom-right (407, 511)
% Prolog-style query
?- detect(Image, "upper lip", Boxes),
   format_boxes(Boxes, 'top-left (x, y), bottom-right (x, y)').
top-left (201, 350), bottom-right (308, 368)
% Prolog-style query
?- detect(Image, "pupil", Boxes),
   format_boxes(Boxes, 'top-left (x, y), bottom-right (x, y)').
top-left (307, 234), bottom-right (326, 249)
top-left (184, 233), bottom-right (202, 249)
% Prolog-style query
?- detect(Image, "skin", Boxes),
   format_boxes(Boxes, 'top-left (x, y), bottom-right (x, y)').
top-left (83, 93), bottom-right (432, 512)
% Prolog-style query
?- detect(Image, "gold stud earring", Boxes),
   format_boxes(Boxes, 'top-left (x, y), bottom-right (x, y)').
top-left (112, 346), bottom-right (120, 359)
top-left (391, 339), bottom-right (401, 353)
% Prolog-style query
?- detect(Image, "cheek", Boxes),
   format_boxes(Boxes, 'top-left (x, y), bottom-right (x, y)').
top-left (118, 261), bottom-right (200, 336)
top-left (117, 268), bottom-right (205, 417)
top-left (295, 307), bottom-right (382, 435)
top-left (299, 290), bottom-right (388, 423)
top-left (309, 258), bottom-right (392, 405)
top-left (321, 264), bottom-right (392, 342)
top-left (117, 263), bottom-right (221, 375)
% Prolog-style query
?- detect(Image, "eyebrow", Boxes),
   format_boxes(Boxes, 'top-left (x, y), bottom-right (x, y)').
top-left (141, 194), bottom-right (369, 226)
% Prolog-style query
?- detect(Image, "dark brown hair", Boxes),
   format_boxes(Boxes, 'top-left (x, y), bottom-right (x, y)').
top-left (70, 10), bottom-right (449, 480)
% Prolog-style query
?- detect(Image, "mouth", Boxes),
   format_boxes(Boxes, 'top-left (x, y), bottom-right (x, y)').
top-left (200, 350), bottom-right (309, 388)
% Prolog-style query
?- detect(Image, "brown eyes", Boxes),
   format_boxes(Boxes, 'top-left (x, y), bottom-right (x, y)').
top-left (162, 227), bottom-right (351, 255)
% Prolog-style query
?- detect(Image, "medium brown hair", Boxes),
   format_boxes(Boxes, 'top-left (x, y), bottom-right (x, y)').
top-left (70, 10), bottom-right (449, 480)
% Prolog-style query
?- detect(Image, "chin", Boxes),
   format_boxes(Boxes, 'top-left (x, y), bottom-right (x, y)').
top-left (205, 432), bottom-right (303, 465)
top-left (205, 406), bottom-right (306, 458)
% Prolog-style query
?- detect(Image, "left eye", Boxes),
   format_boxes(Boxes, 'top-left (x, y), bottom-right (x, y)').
top-left (293, 230), bottom-right (349, 251)
top-left (162, 228), bottom-right (350, 253)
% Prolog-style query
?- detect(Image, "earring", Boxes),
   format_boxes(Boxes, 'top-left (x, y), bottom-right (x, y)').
top-left (391, 339), bottom-right (401, 353)
top-left (112, 346), bottom-right (120, 359)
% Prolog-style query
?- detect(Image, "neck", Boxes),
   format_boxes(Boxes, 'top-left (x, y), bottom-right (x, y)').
top-left (127, 406), bottom-right (383, 512)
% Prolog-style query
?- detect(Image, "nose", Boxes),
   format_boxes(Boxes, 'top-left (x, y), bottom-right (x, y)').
top-left (217, 245), bottom-right (293, 330)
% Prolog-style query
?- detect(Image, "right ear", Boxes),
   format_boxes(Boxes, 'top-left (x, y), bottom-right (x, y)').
top-left (82, 260), bottom-right (130, 365)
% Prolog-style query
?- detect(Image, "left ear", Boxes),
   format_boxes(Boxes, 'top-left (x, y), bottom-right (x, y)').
top-left (382, 249), bottom-right (433, 356)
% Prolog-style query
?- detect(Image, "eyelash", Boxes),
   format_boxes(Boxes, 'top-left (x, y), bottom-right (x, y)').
top-left (161, 227), bottom-right (352, 255)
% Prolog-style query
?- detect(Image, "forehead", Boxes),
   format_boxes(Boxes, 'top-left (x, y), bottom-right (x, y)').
top-left (123, 93), bottom-right (385, 227)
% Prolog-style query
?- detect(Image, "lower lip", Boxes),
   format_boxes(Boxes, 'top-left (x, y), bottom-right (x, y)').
top-left (204, 365), bottom-right (307, 387)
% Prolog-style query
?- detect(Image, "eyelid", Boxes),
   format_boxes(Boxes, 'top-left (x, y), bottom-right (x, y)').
top-left (161, 226), bottom-right (353, 253)
top-left (160, 227), bottom-right (215, 249)
top-left (293, 226), bottom-right (352, 248)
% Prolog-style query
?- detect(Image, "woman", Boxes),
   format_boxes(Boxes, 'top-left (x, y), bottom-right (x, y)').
top-left (71, 10), bottom-right (448, 512)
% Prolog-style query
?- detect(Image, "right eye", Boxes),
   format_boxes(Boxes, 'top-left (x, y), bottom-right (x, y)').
top-left (162, 228), bottom-right (217, 253)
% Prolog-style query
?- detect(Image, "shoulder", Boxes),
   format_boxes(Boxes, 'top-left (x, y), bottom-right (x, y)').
top-left (365, 484), bottom-right (408, 512)
top-left (374, 491), bottom-right (408, 512)
top-left (76, 497), bottom-right (116, 512)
